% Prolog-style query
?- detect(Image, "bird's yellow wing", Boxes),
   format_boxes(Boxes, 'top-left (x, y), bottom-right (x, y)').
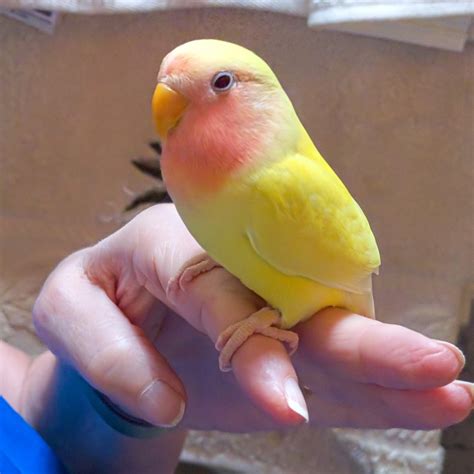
top-left (246, 143), bottom-right (380, 295)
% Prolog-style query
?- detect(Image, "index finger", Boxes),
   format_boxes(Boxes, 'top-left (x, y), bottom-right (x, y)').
top-left (184, 266), bottom-right (309, 426)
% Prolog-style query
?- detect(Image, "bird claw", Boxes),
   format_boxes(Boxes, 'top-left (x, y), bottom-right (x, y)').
top-left (216, 307), bottom-right (299, 371)
top-left (166, 254), bottom-right (221, 301)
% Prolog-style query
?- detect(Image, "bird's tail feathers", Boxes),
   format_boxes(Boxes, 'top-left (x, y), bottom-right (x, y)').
top-left (344, 290), bottom-right (375, 319)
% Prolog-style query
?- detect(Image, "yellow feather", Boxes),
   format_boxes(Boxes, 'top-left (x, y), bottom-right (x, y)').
top-left (178, 121), bottom-right (380, 328)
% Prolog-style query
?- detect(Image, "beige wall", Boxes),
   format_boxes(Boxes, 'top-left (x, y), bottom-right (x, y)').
top-left (1, 8), bottom-right (473, 473)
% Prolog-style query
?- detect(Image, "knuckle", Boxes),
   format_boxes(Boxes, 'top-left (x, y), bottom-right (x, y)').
top-left (32, 277), bottom-right (69, 337)
top-left (32, 272), bottom-right (77, 338)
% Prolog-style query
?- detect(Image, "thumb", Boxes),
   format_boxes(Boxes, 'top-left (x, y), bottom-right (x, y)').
top-left (33, 253), bottom-right (186, 427)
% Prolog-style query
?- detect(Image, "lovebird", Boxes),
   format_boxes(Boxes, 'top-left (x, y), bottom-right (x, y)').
top-left (152, 40), bottom-right (381, 371)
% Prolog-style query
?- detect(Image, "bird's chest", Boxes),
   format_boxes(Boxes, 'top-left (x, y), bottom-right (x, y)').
top-left (175, 185), bottom-right (251, 262)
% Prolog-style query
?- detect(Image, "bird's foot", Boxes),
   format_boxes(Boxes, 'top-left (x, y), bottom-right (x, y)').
top-left (166, 253), bottom-right (221, 301)
top-left (215, 307), bottom-right (299, 372)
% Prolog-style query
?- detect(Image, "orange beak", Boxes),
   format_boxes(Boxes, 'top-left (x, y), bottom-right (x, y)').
top-left (152, 83), bottom-right (189, 141)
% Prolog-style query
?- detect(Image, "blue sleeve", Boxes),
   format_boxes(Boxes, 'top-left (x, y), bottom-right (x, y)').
top-left (0, 397), bottom-right (68, 474)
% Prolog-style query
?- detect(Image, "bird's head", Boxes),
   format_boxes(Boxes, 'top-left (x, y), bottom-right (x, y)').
top-left (152, 39), bottom-right (283, 140)
top-left (152, 40), bottom-right (298, 199)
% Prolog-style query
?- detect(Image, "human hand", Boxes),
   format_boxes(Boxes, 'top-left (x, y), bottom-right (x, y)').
top-left (31, 204), bottom-right (472, 431)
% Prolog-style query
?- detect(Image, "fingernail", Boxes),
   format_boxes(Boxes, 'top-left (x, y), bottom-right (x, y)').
top-left (454, 380), bottom-right (474, 409)
top-left (435, 340), bottom-right (466, 369)
top-left (284, 378), bottom-right (309, 423)
top-left (139, 380), bottom-right (186, 427)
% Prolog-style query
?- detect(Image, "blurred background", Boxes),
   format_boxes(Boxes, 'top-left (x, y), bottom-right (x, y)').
top-left (0, 2), bottom-right (473, 473)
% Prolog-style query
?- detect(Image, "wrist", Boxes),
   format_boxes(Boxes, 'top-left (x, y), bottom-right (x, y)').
top-left (23, 352), bottom-right (186, 474)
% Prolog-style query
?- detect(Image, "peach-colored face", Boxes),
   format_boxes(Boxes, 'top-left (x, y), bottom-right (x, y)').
top-left (153, 41), bottom-right (285, 204)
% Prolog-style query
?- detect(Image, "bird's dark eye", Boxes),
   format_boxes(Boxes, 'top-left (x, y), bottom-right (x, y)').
top-left (211, 71), bottom-right (235, 92)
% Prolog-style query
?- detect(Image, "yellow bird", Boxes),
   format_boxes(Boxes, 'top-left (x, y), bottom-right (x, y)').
top-left (152, 40), bottom-right (381, 371)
